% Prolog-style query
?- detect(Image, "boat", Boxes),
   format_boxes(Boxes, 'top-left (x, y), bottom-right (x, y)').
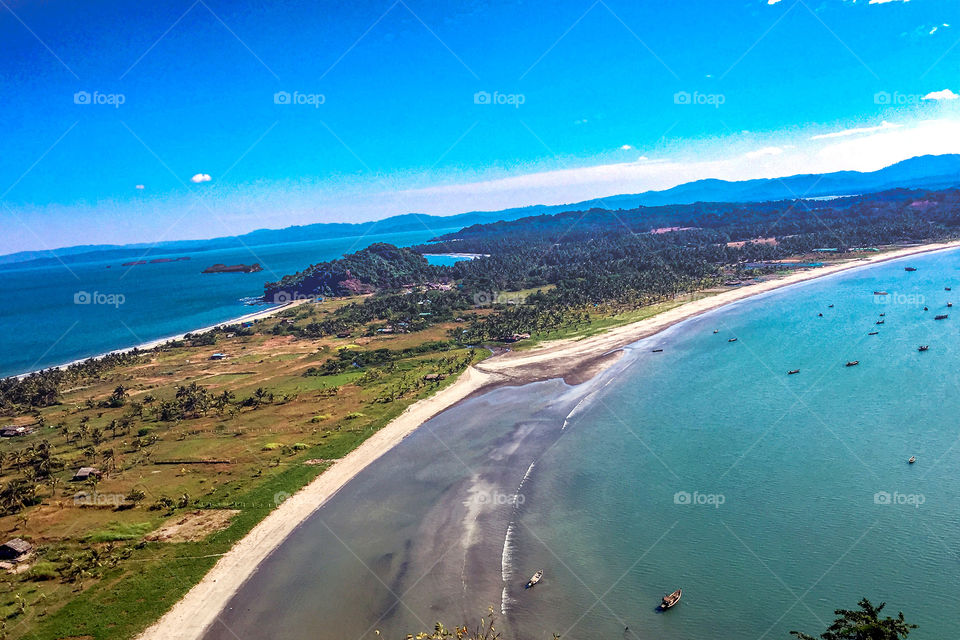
top-left (788, 369), bottom-right (800, 375)
top-left (879, 313), bottom-right (886, 316)
top-left (828, 304), bottom-right (834, 308)
top-left (936, 314), bottom-right (949, 320)
top-left (909, 456), bottom-right (916, 464)
top-left (919, 345), bottom-right (929, 352)
top-left (660, 588), bottom-right (682, 610)
top-left (876, 320), bottom-right (884, 325)
top-left (924, 307), bottom-right (929, 311)
top-left (874, 291), bottom-right (888, 296)
top-left (652, 348), bottom-right (664, 353)
top-left (949, 303), bottom-right (954, 308)
top-left (728, 338), bottom-right (738, 342)
top-left (905, 267), bottom-right (917, 272)
top-left (525, 570), bottom-right (543, 589)
top-left (868, 331), bottom-right (879, 335)
top-left (845, 361), bottom-right (860, 367)
top-left (818, 313), bottom-right (823, 317)
top-left (713, 329), bottom-right (719, 334)
top-left (947, 287), bottom-right (952, 291)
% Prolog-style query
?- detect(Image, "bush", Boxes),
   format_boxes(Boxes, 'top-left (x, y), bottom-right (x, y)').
top-left (261, 443), bottom-right (282, 451)
top-left (28, 561), bottom-right (57, 581)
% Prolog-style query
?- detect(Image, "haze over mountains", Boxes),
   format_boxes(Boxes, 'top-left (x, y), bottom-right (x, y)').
top-left (6, 154), bottom-right (960, 267)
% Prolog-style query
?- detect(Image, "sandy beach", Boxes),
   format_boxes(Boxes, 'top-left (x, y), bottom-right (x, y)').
top-left (136, 239), bottom-right (960, 640)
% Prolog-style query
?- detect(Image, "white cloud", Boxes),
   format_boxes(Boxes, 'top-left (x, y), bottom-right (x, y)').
top-left (190, 173), bottom-right (212, 183)
top-left (745, 146), bottom-right (784, 158)
top-left (923, 89), bottom-right (959, 101)
top-left (810, 121), bottom-right (901, 140)
top-left (619, 144), bottom-right (633, 150)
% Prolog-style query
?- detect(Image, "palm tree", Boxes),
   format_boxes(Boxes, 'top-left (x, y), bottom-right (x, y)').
top-left (791, 598), bottom-right (916, 639)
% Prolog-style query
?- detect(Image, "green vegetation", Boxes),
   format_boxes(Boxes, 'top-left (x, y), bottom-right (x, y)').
top-left (791, 598), bottom-right (916, 639)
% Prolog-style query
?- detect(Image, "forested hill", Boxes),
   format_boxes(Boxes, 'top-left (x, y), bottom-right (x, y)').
top-left (263, 242), bottom-right (442, 300)
top-left (261, 188), bottom-right (960, 343)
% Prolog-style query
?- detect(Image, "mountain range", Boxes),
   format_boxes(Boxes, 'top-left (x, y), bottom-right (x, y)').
top-left (5, 154), bottom-right (960, 267)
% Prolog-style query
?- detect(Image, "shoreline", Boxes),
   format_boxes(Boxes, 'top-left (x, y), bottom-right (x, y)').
top-left (13, 299), bottom-right (309, 380)
top-left (136, 239), bottom-right (960, 640)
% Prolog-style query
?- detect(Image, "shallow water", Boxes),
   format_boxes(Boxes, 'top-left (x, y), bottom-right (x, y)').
top-left (208, 247), bottom-right (960, 640)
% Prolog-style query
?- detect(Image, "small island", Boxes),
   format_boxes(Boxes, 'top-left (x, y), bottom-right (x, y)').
top-left (202, 263), bottom-right (263, 274)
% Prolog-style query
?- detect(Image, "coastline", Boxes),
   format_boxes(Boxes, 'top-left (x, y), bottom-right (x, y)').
top-left (136, 239), bottom-right (960, 640)
top-left (14, 299), bottom-right (309, 380)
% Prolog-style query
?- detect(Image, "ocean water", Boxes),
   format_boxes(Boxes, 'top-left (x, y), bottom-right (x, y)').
top-left (207, 248), bottom-right (960, 640)
top-left (0, 228), bottom-right (458, 377)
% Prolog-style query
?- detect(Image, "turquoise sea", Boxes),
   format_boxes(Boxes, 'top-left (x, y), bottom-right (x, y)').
top-left (207, 247), bottom-right (960, 640)
top-left (0, 229), bottom-right (460, 378)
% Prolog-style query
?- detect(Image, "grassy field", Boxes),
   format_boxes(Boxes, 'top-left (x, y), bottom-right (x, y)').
top-left (0, 299), bottom-right (485, 639)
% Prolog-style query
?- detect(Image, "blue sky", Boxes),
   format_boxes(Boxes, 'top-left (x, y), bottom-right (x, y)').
top-left (3, 0), bottom-right (960, 254)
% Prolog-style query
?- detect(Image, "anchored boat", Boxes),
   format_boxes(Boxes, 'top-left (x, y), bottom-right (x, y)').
top-left (919, 345), bottom-right (929, 352)
top-left (846, 360), bottom-right (860, 367)
top-left (936, 314), bottom-right (949, 320)
top-left (788, 369), bottom-right (800, 375)
top-left (525, 570), bottom-right (543, 589)
top-left (660, 588), bottom-right (682, 610)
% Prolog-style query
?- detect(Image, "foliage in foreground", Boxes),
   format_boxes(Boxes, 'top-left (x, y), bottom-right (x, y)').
top-left (791, 598), bottom-right (916, 640)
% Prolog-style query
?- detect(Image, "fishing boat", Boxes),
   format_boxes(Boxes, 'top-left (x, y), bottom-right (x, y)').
top-left (919, 345), bottom-right (929, 352)
top-left (845, 360), bottom-right (860, 367)
top-left (874, 291), bottom-right (888, 296)
top-left (525, 570), bottom-right (543, 589)
top-left (876, 320), bottom-right (884, 325)
top-left (909, 456), bottom-right (916, 464)
top-left (660, 588), bottom-right (682, 610)
top-left (905, 267), bottom-right (917, 272)
top-left (728, 338), bottom-right (738, 342)
top-left (868, 331), bottom-right (879, 335)
top-left (788, 369), bottom-right (800, 375)
top-left (936, 314), bottom-right (949, 320)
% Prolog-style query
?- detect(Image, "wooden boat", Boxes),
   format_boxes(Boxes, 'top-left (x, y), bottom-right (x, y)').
top-left (660, 588), bottom-right (682, 610)
top-left (845, 360), bottom-right (860, 367)
top-left (874, 291), bottom-right (888, 296)
top-left (919, 345), bottom-right (929, 352)
top-left (525, 570), bottom-right (543, 589)
top-left (909, 456), bottom-right (916, 464)
top-left (905, 267), bottom-right (917, 272)
top-left (868, 331), bottom-right (879, 335)
top-left (936, 314), bottom-right (949, 320)
top-left (788, 369), bottom-right (800, 375)
top-left (728, 338), bottom-right (738, 342)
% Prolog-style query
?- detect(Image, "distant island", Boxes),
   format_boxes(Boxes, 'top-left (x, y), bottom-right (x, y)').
top-left (202, 263), bottom-right (263, 274)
